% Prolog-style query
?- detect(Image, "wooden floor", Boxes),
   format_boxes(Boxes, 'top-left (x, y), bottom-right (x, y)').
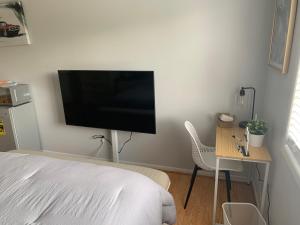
top-left (167, 172), bottom-right (256, 225)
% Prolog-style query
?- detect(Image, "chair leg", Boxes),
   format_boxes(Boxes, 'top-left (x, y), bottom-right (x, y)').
top-left (226, 171), bottom-right (232, 190)
top-left (224, 171), bottom-right (231, 202)
top-left (184, 165), bottom-right (199, 209)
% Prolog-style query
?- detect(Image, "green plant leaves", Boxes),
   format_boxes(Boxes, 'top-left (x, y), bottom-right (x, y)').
top-left (247, 120), bottom-right (267, 135)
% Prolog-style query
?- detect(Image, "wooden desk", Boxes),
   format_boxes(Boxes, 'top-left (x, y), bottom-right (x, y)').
top-left (216, 127), bottom-right (272, 162)
top-left (212, 127), bottom-right (272, 225)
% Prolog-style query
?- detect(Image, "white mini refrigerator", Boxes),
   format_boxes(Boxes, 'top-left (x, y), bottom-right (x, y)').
top-left (0, 102), bottom-right (41, 151)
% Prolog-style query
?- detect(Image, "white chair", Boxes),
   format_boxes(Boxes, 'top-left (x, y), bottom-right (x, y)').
top-left (184, 121), bottom-right (243, 209)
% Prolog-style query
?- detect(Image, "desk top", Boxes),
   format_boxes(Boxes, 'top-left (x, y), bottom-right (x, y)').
top-left (216, 127), bottom-right (272, 162)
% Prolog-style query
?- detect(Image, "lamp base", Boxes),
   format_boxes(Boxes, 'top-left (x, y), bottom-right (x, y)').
top-left (239, 121), bottom-right (249, 128)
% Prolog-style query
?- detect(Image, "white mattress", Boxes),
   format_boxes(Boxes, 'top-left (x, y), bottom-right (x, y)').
top-left (3, 150), bottom-right (176, 225)
top-left (10, 150), bottom-right (171, 190)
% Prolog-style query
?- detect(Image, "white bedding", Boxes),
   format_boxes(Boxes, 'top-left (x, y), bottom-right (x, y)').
top-left (0, 152), bottom-right (176, 225)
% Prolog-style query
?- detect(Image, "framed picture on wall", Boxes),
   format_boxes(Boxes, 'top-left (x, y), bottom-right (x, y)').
top-left (269, 0), bottom-right (297, 74)
top-left (0, 0), bottom-right (30, 47)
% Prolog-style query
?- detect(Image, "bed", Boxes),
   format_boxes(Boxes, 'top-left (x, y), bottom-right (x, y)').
top-left (0, 150), bottom-right (176, 225)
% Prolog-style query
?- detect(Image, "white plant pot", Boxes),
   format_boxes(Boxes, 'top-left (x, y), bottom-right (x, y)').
top-left (249, 134), bottom-right (265, 147)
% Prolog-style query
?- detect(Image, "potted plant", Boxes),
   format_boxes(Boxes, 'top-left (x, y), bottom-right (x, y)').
top-left (247, 120), bottom-right (268, 147)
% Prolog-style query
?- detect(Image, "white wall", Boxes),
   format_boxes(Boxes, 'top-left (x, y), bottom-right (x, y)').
top-left (256, 1), bottom-right (300, 224)
top-left (1, 0), bottom-right (270, 170)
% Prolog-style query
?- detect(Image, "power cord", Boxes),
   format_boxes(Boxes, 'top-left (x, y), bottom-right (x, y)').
top-left (92, 135), bottom-right (112, 145)
top-left (255, 164), bottom-right (271, 225)
top-left (118, 132), bottom-right (133, 154)
top-left (92, 132), bottom-right (133, 154)
top-left (92, 135), bottom-right (112, 156)
top-left (97, 138), bottom-right (104, 152)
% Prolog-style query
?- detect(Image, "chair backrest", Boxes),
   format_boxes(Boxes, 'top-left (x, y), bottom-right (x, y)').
top-left (184, 121), bottom-right (212, 170)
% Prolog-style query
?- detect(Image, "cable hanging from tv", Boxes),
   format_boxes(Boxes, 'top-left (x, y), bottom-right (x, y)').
top-left (92, 135), bottom-right (112, 145)
top-left (92, 135), bottom-right (111, 156)
top-left (118, 132), bottom-right (133, 154)
top-left (96, 138), bottom-right (104, 155)
top-left (92, 132), bottom-right (133, 154)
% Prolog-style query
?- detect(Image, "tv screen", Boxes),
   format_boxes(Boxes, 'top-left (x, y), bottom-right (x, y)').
top-left (58, 70), bottom-right (156, 134)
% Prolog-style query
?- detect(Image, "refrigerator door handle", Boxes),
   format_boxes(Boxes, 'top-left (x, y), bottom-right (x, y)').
top-left (9, 108), bottom-right (20, 149)
top-left (13, 89), bottom-right (18, 103)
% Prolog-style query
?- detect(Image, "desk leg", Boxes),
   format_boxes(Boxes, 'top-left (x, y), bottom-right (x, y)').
top-left (247, 164), bottom-right (252, 185)
top-left (212, 158), bottom-right (220, 225)
top-left (260, 162), bottom-right (270, 212)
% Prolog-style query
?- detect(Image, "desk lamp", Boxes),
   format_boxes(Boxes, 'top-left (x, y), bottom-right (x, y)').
top-left (239, 86), bottom-right (256, 128)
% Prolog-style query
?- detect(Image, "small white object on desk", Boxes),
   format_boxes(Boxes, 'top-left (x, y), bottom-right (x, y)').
top-left (219, 114), bottom-right (234, 122)
top-left (245, 127), bottom-right (249, 156)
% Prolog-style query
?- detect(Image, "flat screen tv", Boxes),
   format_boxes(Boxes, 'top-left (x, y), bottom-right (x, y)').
top-left (58, 70), bottom-right (156, 134)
